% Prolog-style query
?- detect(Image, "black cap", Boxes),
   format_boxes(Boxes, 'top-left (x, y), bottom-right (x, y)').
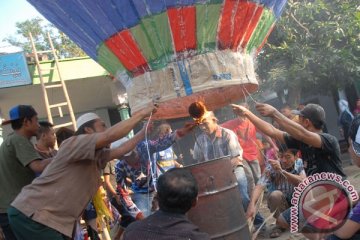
top-left (298, 104), bottom-right (326, 129)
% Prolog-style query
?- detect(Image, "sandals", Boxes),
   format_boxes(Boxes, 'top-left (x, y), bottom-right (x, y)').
top-left (270, 226), bottom-right (285, 238)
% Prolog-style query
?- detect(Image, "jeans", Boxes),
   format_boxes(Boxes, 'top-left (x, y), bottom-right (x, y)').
top-left (131, 192), bottom-right (154, 217)
top-left (243, 159), bottom-right (261, 194)
top-left (234, 166), bottom-right (250, 211)
top-left (234, 166), bottom-right (264, 226)
top-left (0, 212), bottom-right (17, 240)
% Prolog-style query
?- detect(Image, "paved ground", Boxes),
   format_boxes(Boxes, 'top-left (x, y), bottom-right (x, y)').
top-left (257, 155), bottom-right (360, 240)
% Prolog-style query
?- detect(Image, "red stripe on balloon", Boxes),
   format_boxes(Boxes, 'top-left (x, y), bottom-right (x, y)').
top-left (236, 3), bottom-right (263, 51)
top-left (218, 0), bottom-right (263, 51)
top-left (105, 30), bottom-right (149, 76)
top-left (217, 0), bottom-right (235, 50)
top-left (167, 6), bottom-right (196, 53)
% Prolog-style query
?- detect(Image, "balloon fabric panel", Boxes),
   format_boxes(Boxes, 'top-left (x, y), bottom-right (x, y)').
top-left (130, 13), bottom-right (174, 71)
top-left (196, 3), bottom-right (222, 53)
top-left (26, 0), bottom-right (288, 119)
top-left (97, 43), bottom-right (126, 76)
top-left (167, 6), bottom-right (197, 53)
top-left (105, 31), bottom-right (149, 77)
top-left (245, 9), bottom-right (275, 53)
top-left (218, 1), bottom-right (264, 51)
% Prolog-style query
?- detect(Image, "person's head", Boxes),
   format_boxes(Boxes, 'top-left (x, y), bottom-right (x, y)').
top-left (297, 103), bottom-right (305, 111)
top-left (199, 111), bottom-right (218, 135)
top-left (157, 168), bottom-right (198, 214)
top-left (74, 113), bottom-right (106, 135)
top-left (2, 105), bottom-right (39, 136)
top-left (56, 127), bottom-right (75, 146)
top-left (280, 105), bottom-right (293, 119)
top-left (356, 99), bottom-right (360, 108)
top-left (262, 139), bottom-right (271, 150)
top-left (348, 116), bottom-right (360, 167)
top-left (279, 147), bottom-right (299, 170)
top-left (157, 122), bottom-right (172, 138)
top-left (36, 121), bottom-right (56, 149)
top-left (297, 103), bottom-right (325, 131)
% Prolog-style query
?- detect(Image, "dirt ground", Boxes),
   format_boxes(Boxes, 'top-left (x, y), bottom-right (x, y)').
top-left (257, 156), bottom-right (360, 240)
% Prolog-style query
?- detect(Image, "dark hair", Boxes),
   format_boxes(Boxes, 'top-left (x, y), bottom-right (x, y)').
top-left (74, 119), bottom-right (97, 135)
top-left (36, 121), bottom-right (54, 140)
top-left (279, 145), bottom-right (298, 156)
top-left (10, 106), bottom-right (37, 130)
top-left (300, 104), bottom-right (325, 130)
top-left (56, 127), bottom-right (75, 146)
top-left (157, 168), bottom-right (198, 214)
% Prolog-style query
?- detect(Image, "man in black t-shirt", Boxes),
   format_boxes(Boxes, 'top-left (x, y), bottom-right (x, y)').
top-left (231, 103), bottom-right (346, 177)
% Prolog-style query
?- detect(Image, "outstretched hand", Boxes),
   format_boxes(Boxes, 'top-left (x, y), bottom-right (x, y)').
top-left (255, 103), bottom-right (277, 117)
top-left (139, 102), bottom-right (159, 118)
top-left (230, 104), bottom-right (248, 117)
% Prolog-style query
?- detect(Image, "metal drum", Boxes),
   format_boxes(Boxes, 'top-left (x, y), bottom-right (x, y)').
top-left (185, 157), bottom-right (251, 240)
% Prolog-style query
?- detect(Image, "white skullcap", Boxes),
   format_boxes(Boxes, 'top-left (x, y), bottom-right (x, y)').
top-left (111, 137), bottom-right (133, 156)
top-left (76, 113), bottom-right (100, 129)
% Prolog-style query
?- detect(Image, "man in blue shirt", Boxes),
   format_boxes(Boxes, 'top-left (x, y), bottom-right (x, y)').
top-left (115, 123), bottom-right (195, 217)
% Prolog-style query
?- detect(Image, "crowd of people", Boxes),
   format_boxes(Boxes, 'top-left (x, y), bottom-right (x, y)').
top-left (0, 98), bottom-right (359, 240)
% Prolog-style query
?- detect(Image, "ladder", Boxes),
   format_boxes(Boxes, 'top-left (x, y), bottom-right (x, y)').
top-left (29, 32), bottom-right (77, 131)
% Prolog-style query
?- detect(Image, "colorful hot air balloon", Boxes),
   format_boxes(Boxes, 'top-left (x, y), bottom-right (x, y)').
top-left (27, 0), bottom-right (287, 119)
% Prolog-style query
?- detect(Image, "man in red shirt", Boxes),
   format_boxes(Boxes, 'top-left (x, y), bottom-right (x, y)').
top-left (222, 102), bottom-right (276, 229)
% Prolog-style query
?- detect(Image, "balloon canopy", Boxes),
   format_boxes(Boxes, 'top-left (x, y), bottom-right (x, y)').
top-left (28, 0), bottom-right (287, 119)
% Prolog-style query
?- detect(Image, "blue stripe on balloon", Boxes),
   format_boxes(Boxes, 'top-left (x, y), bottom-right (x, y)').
top-left (165, 0), bottom-right (196, 8)
top-left (131, 0), bottom-right (167, 17)
top-left (177, 60), bottom-right (193, 96)
top-left (76, 0), bottom-right (118, 37)
top-left (273, 0), bottom-right (287, 18)
top-left (28, 0), bottom-right (99, 59)
top-left (260, 0), bottom-right (287, 18)
top-left (96, 0), bottom-right (127, 33)
top-left (113, 1), bottom-right (140, 29)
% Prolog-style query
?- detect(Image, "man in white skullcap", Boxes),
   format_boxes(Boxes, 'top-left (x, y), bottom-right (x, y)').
top-left (7, 104), bottom-right (157, 240)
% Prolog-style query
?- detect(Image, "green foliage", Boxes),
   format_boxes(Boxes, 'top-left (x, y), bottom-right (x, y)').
top-left (2, 17), bottom-right (86, 59)
top-left (257, 0), bottom-right (360, 105)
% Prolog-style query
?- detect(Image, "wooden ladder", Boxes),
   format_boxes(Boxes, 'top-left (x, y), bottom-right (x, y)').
top-left (29, 32), bottom-right (77, 131)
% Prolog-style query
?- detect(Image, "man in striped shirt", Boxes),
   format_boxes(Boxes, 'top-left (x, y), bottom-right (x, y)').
top-left (246, 147), bottom-right (306, 238)
top-left (192, 111), bottom-right (249, 212)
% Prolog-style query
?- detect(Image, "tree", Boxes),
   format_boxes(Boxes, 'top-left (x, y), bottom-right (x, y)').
top-left (2, 17), bottom-right (86, 59)
top-left (256, 0), bottom-right (360, 107)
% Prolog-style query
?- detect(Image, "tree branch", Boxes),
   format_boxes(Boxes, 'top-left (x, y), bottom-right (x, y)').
top-left (290, 13), bottom-right (311, 35)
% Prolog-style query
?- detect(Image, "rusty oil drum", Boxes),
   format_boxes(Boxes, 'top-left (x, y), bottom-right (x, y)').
top-left (185, 157), bottom-right (251, 240)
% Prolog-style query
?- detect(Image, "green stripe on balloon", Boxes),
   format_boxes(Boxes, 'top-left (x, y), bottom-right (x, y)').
top-left (245, 9), bottom-right (275, 53)
top-left (196, 3), bottom-right (222, 53)
top-left (97, 43), bottom-right (126, 75)
top-left (131, 12), bottom-right (173, 71)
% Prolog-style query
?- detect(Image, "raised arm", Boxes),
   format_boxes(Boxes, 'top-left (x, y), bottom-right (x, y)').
top-left (96, 103), bottom-right (157, 149)
top-left (255, 103), bottom-right (322, 148)
top-left (246, 184), bottom-right (265, 219)
top-left (109, 128), bottom-right (146, 161)
top-left (231, 104), bottom-right (285, 144)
